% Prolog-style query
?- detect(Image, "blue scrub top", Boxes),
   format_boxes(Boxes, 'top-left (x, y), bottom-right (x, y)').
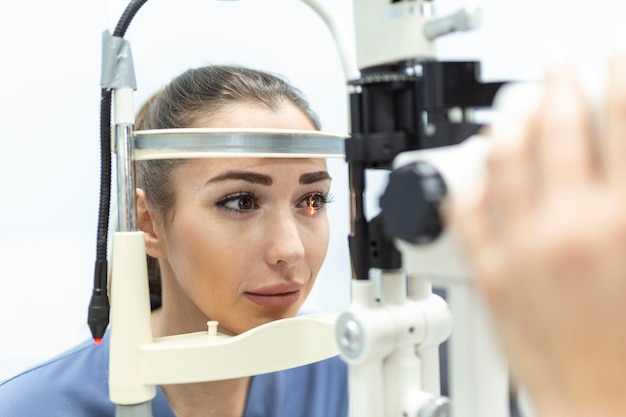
top-left (0, 332), bottom-right (348, 416)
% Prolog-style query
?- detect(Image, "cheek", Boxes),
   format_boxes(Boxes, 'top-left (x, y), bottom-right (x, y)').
top-left (167, 220), bottom-right (239, 294)
top-left (305, 217), bottom-right (330, 269)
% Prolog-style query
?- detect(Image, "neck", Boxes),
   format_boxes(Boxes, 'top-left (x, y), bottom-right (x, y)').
top-left (151, 309), bottom-right (252, 417)
top-left (151, 264), bottom-right (251, 417)
top-left (160, 379), bottom-right (251, 417)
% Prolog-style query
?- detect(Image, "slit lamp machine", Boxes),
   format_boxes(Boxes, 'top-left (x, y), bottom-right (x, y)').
top-left (89, 1), bottom-right (515, 416)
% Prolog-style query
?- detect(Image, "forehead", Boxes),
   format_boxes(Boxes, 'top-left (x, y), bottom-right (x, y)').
top-left (192, 101), bottom-right (317, 130)
top-left (177, 157), bottom-right (329, 182)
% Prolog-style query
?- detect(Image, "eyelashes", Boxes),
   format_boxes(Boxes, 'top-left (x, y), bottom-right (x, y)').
top-left (214, 191), bottom-right (334, 215)
top-left (301, 192), bottom-right (334, 211)
top-left (214, 191), bottom-right (260, 213)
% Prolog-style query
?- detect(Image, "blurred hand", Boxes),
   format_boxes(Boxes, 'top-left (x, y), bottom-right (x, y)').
top-left (448, 53), bottom-right (626, 417)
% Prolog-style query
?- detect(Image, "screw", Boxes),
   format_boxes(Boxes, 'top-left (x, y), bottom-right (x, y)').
top-left (336, 314), bottom-right (364, 359)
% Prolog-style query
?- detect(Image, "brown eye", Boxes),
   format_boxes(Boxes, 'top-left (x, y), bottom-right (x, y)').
top-left (307, 194), bottom-right (324, 209)
top-left (216, 193), bottom-right (260, 213)
top-left (297, 192), bottom-right (333, 215)
top-left (237, 196), bottom-right (255, 211)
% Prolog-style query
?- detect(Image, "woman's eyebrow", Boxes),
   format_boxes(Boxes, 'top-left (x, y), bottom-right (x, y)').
top-left (300, 171), bottom-right (332, 185)
top-left (207, 171), bottom-right (272, 185)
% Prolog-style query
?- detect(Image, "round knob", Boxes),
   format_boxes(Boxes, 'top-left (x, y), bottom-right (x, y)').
top-left (379, 161), bottom-right (447, 244)
top-left (335, 312), bottom-right (365, 360)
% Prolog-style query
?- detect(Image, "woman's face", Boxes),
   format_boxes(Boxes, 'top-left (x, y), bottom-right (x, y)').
top-left (148, 101), bottom-right (331, 334)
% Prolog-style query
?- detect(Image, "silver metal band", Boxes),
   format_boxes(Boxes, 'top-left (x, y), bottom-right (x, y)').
top-left (132, 128), bottom-right (347, 160)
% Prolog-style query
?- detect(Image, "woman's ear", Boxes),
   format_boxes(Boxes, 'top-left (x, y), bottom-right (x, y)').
top-left (136, 189), bottom-right (166, 258)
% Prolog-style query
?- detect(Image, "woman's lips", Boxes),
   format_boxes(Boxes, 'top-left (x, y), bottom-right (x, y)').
top-left (245, 283), bottom-right (302, 308)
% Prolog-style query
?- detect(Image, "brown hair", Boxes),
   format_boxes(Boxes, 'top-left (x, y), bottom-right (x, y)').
top-left (135, 65), bottom-right (321, 299)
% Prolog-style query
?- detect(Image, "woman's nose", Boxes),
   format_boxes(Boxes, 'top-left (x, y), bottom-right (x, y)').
top-left (263, 212), bottom-right (306, 267)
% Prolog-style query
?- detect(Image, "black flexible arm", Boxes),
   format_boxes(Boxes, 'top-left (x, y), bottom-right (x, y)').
top-left (88, 0), bottom-right (150, 343)
top-left (113, 0), bottom-right (150, 37)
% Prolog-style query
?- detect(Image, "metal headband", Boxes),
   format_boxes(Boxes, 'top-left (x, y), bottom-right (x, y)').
top-left (132, 128), bottom-right (348, 160)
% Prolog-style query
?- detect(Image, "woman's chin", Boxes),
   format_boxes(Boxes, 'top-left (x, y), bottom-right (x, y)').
top-left (223, 312), bottom-right (299, 335)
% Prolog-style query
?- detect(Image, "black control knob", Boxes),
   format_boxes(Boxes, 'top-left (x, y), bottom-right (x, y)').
top-left (379, 161), bottom-right (448, 244)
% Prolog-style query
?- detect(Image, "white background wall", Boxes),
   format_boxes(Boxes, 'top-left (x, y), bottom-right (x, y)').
top-left (1, 0), bottom-right (625, 381)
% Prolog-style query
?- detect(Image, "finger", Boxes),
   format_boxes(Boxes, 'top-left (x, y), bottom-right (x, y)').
top-left (484, 82), bottom-right (544, 224)
top-left (447, 183), bottom-right (498, 282)
top-left (603, 51), bottom-right (626, 184)
top-left (536, 60), bottom-right (595, 190)
top-left (488, 83), bottom-right (542, 222)
top-left (485, 114), bottom-right (536, 224)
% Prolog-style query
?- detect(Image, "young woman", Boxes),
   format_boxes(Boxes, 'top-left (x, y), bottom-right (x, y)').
top-left (0, 65), bottom-right (348, 417)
